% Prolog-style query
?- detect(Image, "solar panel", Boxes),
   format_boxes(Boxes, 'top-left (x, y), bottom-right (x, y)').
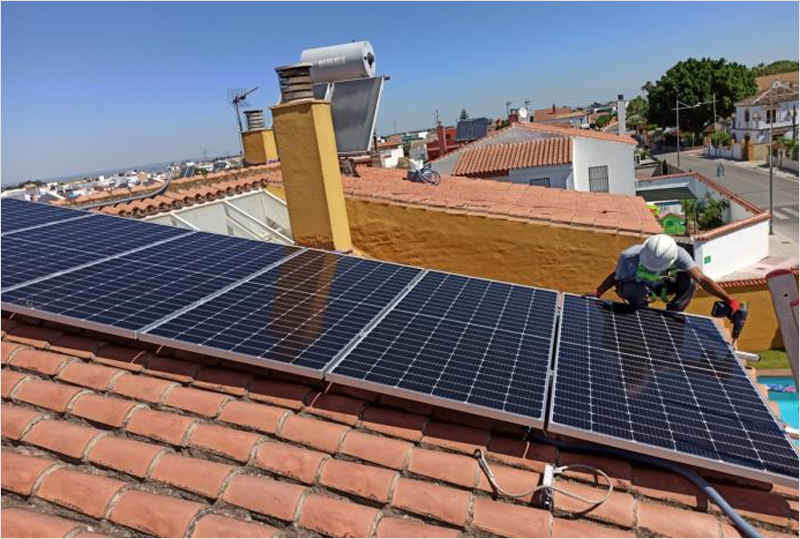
top-left (1, 236), bottom-right (108, 290)
top-left (550, 294), bottom-right (799, 486)
top-left (328, 272), bottom-right (559, 426)
top-left (1, 197), bottom-right (89, 234)
top-left (454, 118), bottom-right (490, 142)
top-left (9, 212), bottom-right (189, 256)
top-left (328, 77), bottom-right (384, 155)
top-left (2, 232), bottom-right (299, 336)
top-left (142, 250), bottom-right (422, 377)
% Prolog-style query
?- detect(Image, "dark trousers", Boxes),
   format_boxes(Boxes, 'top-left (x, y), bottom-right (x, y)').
top-left (617, 272), bottom-right (697, 312)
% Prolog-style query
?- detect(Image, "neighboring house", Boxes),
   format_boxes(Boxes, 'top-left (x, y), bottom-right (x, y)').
top-left (426, 126), bottom-right (458, 160)
top-left (730, 81), bottom-right (799, 145)
top-left (376, 141), bottom-right (404, 168)
top-left (533, 105), bottom-right (589, 128)
top-left (756, 71), bottom-right (798, 92)
top-left (431, 122), bottom-right (637, 195)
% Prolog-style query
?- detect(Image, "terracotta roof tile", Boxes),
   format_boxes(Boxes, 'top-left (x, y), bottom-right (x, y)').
top-left (1, 317), bottom-right (797, 538)
top-left (453, 137), bottom-right (572, 176)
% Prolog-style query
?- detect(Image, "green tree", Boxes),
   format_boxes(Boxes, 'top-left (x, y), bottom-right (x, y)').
top-left (626, 96), bottom-right (648, 128)
top-left (708, 130), bottom-right (732, 148)
top-left (646, 58), bottom-right (756, 134)
top-left (682, 194), bottom-right (729, 232)
top-left (595, 113), bottom-right (613, 129)
top-left (752, 60), bottom-right (800, 77)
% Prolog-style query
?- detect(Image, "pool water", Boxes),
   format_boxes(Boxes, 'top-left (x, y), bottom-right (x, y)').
top-left (758, 376), bottom-right (798, 443)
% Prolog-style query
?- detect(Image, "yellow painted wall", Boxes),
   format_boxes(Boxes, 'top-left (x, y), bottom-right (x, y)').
top-left (271, 100), bottom-right (352, 251)
top-left (264, 129), bottom-right (278, 161)
top-left (242, 130), bottom-right (267, 166)
top-left (266, 184), bottom-right (783, 351)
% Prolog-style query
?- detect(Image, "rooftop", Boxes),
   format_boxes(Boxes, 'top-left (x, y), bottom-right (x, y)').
top-left (87, 165), bottom-right (661, 236)
top-left (736, 82), bottom-right (800, 107)
top-left (452, 138), bottom-right (572, 176)
top-left (1, 315), bottom-right (797, 538)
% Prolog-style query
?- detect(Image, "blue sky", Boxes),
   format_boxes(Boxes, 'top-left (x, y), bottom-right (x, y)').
top-left (2, 2), bottom-right (798, 184)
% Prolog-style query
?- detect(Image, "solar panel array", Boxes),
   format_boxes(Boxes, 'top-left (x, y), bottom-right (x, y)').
top-left (2, 199), bottom-right (796, 486)
top-left (329, 272), bottom-right (558, 425)
top-left (550, 294), bottom-right (798, 485)
top-left (1, 197), bottom-right (88, 234)
top-left (143, 251), bottom-right (421, 375)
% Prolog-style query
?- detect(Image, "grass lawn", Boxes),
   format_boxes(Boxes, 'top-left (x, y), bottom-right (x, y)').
top-left (749, 349), bottom-right (790, 370)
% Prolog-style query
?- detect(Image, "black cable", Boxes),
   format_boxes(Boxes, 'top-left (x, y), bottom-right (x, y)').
top-left (527, 432), bottom-right (763, 538)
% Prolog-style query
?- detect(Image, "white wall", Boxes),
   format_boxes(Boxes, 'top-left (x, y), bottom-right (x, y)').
top-left (507, 164), bottom-right (573, 188)
top-left (693, 219), bottom-right (769, 280)
top-left (571, 138), bottom-right (636, 195)
top-left (380, 147), bottom-right (404, 168)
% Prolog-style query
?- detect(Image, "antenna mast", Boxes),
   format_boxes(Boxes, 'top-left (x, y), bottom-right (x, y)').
top-left (227, 86), bottom-right (260, 155)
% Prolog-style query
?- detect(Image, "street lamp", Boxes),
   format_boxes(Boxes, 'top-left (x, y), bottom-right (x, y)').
top-left (673, 98), bottom-right (715, 169)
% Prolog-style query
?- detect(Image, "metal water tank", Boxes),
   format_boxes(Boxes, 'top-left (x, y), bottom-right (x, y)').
top-left (300, 41), bottom-right (376, 83)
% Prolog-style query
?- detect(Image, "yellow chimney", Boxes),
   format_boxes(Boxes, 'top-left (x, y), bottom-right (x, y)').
top-left (241, 110), bottom-right (278, 166)
top-left (270, 64), bottom-right (352, 251)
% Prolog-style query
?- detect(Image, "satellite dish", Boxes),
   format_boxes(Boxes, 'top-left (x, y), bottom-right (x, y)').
top-left (518, 107), bottom-right (529, 119)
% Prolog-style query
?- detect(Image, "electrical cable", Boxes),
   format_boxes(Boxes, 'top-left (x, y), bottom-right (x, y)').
top-left (526, 433), bottom-right (763, 539)
top-left (473, 449), bottom-right (613, 508)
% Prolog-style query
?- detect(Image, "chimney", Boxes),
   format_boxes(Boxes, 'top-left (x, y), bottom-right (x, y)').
top-left (617, 94), bottom-right (627, 135)
top-left (241, 109), bottom-right (278, 166)
top-left (270, 63), bottom-right (352, 251)
top-left (436, 121), bottom-right (448, 157)
top-left (552, 103), bottom-right (556, 114)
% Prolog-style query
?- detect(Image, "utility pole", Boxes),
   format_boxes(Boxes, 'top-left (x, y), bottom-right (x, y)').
top-left (712, 94), bottom-right (717, 128)
top-left (768, 95), bottom-right (775, 235)
top-left (676, 99), bottom-right (681, 169)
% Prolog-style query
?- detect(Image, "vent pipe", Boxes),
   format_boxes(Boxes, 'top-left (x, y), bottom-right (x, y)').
top-left (275, 63), bottom-right (315, 104)
top-left (244, 110), bottom-right (265, 131)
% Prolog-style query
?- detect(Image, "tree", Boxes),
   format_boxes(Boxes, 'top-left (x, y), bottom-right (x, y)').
top-left (459, 108), bottom-right (470, 121)
top-left (646, 58), bottom-right (756, 135)
top-left (626, 96), bottom-right (649, 128)
top-left (752, 60), bottom-right (800, 77)
top-left (595, 114), bottom-right (613, 129)
top-left (708, 130), bottom-right (732, 148)
top-left (682, 194), bottom-right (729, 232)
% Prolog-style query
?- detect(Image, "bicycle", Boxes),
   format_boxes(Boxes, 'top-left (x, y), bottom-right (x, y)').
top-left (406, 163), bottom-right (441, 186)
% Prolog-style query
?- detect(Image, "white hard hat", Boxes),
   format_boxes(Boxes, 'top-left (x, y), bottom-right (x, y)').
top-left (640, 234), bottom-right (678, 272)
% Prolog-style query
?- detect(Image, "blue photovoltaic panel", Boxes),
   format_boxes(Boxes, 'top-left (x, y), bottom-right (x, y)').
top-left (143, 250), bottom-right (422, 375)
top-left (120, 231), bottom-right (299, 281)
top-left (1, 236), bottom-right (107, 290)
top-left (2, 257), bottom-right (237, 334)
top-left (1, 197), bottom-right (88, 234)
top-left (9, 212), bottom-right (189, 256)
top-left (1, 231), bottom-right (299, 333)
top-left (550, 294), bottom-right (799, 486)
top-left (329, 272), bottom-right (559, 426)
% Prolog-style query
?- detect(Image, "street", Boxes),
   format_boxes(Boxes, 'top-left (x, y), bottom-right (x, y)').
top-left (657, 150), bottom-right (799, 243)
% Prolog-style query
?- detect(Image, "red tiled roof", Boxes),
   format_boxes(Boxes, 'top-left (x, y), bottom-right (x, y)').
top-left (452, 137), bottom-right (572, 176)
top-left (533, 106), bottom-right (572, 122)
top-left (1, 314), bottom-right (797, 538)
top-left (521, 122), bottom-right (637, 145)
top-left (349, 167), bottom-right (662, 235)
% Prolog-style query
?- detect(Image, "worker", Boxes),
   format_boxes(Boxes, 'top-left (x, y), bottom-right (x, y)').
top-left (591, 234), bottom-right (741, 314)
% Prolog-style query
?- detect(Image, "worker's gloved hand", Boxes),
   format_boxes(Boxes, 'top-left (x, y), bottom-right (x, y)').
top-left (727, 298), bottom-right (741, 315)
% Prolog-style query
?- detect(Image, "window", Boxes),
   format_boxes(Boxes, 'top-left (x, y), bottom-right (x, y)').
top-left (744, 109), bottom-right (750, 123)
top-left (528, 178), bottom-right (551, 188)
top-left (588, 166), bottom-right (609, 193)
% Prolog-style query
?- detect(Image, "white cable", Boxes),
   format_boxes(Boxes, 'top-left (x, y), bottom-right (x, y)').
top-left (474, 449), bottom-right (614, 508)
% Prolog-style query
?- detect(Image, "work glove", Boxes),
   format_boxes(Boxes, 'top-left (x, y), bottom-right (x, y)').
top-left (727, 298), bottom-right (741, 315)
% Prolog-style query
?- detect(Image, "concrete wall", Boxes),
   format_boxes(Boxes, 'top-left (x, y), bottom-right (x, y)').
top-left (379, 147), bottom-right (404, 168)
top-left (693, 219), bottom-right (770, 280)
top-left (706, 144), bottom-right (742, 160)
top-left (507, 164), bottom-right (573, 188)
top-left (571, 138), bottom-right (636, 195)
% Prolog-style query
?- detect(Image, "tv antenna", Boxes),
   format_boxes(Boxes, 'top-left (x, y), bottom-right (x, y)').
top-left (505, 100), bottom-right (514, 117)
top-left (228, 87), bottom-right (259, 154)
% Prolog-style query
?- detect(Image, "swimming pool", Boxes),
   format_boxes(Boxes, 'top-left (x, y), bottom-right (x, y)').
top-left (758, 376), bottom-right (798, 443)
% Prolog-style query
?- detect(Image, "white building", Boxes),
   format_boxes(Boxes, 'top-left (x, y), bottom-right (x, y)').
top-left (731, 81), bottom-right (798, 144)
top-left (430, 122), bottom-right (637, 195)
top-left (376, 141), bottom-right (404, 168)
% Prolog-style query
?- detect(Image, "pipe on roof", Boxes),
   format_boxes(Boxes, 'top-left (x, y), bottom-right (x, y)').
top-left (528, 432), bottom-right (763, 538)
